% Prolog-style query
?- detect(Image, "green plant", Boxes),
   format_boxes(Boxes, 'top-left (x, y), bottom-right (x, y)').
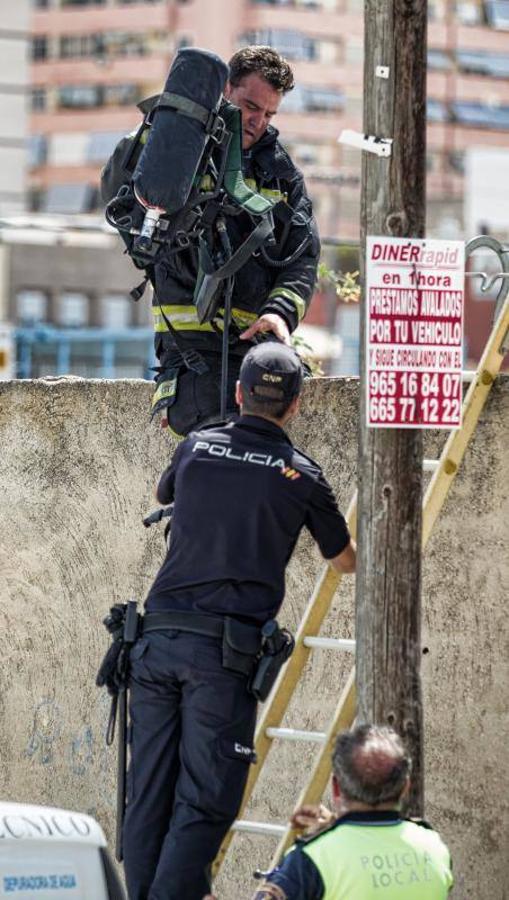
top-left (318, 262), bottom-right (360, 303)
top-left (291, 333), bottom-right (324, 376)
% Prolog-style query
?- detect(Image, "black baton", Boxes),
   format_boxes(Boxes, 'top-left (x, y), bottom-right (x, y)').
top-left (116, 683), bottom-right (128, 862)
top-left (115, 599), bottom-right (139, 863)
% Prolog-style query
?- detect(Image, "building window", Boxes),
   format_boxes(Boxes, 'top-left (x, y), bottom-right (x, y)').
top-left (58, 293), bottom-right (89, 328)
top-left (31, 88), bottom-right (47, 112)
top-left (447, 151), bottom-right (465, 174)
top-left (451, 101), bottom-right (509, 130)
top-left (103, 32), bottom-right (147, 57)
top-left (303, 87), bottom-right (344, 113)
top-left (292, 143), bottom-right (320, 164)
top-left (58, 85), bottom-right (100, 109)
top-left (27, 134), bottom-right (48, 167)
top-left (100, 294), bottom-right (131, 329)
top-left (87, 131), bottom-right (125, 163)
top-left (484, 0), bottom-right (509, 27)
top-left (455, 0), bottom-right (482, 23)
top-left (240, 29), bottom-right (319, 62)
top-left (60, 35), bottom-right (96, 58)
top-left (457, 49), bottom-right (509, 78)
top-left (251, 0), bottom-right (322, 6)
top-left (61, 0), bottom-right (106, 6)
top-left (42, 183), bottom-right (96, 214)
top-left (32, 36), bottom-right (48, 61)
top-left (16, 290), bottom-right (48, 324)
top-left (427, 48), bottom-right (452, 70)
top-left (281, 85), bottom-right (344, 114)
top-left (28, 188), bottom-right (43, 212)
top-left (331, 305), bottom-right (360, 375)
top-left (60, 31), bottom-right (161, 60)
top-left (103, 84), bottom-right (140, 106)
top-left (427, 99), bottom-right (448, 122)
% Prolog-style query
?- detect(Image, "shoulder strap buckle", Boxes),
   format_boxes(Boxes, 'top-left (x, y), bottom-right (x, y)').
top-left (207, 113), bottom-right (227, 144)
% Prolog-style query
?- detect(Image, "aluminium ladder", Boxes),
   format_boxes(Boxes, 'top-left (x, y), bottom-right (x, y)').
top-left (214, 236), bottom-right (509, 876)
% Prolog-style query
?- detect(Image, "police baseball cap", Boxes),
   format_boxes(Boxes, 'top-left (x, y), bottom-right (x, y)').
top-left (239, 341), bottom-right (304, 402)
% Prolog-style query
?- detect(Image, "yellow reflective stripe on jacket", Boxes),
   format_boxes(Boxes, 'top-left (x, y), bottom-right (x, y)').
top-left (151, 377), bottom-right (177, 407)
top-left (199, 174), bottom-right (215, 192)
top-left (152, 304), bottom-right (258, 333)
top-left (268, 288), bottom-right (306, 322)
top-left (244, 178), bottom-right (287, 203)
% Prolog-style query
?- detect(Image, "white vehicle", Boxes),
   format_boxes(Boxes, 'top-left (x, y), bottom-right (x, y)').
top-left (0, 802), bottom-right (125, 899)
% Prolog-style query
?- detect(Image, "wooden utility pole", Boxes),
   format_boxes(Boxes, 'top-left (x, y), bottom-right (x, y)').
top-left (355, 0), bottom-right (428, 813)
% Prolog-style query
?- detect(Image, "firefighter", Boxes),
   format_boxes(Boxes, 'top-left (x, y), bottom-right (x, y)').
top-left (150, 45), bottom-right (320, 436)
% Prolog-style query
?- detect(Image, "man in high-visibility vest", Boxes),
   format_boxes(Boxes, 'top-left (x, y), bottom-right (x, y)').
top-left (252, 724), bottom-right (453, 900)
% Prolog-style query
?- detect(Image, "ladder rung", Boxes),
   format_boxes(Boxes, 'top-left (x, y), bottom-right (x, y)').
top-left (423, 459), bottom-right (439, 473)
top-left (265, 727), bottom-right (326, 743)
top-left (232, 820), bottom-right (286, 836)
top-left (462, 369), bottom-right (476, 383)
top-left (303, 636), bottom-right (355, 651)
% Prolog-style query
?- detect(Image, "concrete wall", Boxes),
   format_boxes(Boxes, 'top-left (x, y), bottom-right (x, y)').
top-left (0, 375), bottom-right (507, 898)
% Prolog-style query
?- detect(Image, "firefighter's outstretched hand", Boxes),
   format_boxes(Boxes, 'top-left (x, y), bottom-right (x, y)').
top-left (290, 803), bottom-right (335, 835)
top-left (240, 313), bottom-right (291, 346)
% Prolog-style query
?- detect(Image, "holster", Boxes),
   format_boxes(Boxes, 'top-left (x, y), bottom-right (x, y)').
top-left (249, 621), bottom-right (295, 702)
top-left (221, 617), bottom-right (262, 678)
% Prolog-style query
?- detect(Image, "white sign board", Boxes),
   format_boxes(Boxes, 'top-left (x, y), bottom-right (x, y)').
top-left (366, 237), bottom-right (464, 429)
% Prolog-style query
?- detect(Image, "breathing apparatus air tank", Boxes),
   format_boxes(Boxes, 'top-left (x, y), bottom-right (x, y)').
top-left (132, 47), bottom-right (229, 254)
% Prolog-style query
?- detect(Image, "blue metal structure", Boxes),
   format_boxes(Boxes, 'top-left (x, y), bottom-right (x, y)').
top-left (15, 324), bottom-right (155, 379)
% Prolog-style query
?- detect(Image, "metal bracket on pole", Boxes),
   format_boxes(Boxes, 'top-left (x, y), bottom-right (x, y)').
top-left (338, 130), bottom-right (393, 157)
top-left (465, 234), bottom-right (509, 324)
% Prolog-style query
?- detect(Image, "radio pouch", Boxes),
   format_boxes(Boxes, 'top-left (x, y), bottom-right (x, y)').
top-left (222, 617), bottom-right (262, 677)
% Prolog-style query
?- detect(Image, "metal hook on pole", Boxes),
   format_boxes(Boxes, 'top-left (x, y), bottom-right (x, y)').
top-left (465, 234), bottom-right (509, 322)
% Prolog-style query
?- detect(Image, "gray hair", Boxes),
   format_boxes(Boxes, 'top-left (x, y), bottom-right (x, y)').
top-left (332, 725), bottom-right (411, 806)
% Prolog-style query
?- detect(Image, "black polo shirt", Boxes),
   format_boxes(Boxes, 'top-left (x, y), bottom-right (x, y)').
top-left (145, 415), bottom-right (350, 624)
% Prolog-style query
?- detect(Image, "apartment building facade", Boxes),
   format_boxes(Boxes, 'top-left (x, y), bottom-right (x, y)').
top-left (20, 0), bottom-right (508, 376)
top-left (1, 2), bottom-right (31, 214)
top-left (29, 0), bottom-right (509, 238)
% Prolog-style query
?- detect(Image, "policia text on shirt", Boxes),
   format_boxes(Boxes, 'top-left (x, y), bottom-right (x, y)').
top-left (114, 344), bottom-right (355, 900)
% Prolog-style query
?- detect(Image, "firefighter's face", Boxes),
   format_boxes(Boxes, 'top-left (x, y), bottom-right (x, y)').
top-left (225, 74), bottom-right (282, 149)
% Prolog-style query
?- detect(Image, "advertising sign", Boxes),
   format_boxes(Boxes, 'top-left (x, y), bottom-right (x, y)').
top-left (366, 236), bottom-right (464, 429)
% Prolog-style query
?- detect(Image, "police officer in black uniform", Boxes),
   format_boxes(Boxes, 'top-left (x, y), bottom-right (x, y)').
top-left (122, 342), bottom-right (356, 900)
top-left (151, 45), bottom-right (320, 436)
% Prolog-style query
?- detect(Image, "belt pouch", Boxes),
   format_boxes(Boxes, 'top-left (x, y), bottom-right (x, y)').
top-left (222, 617), bottom-right (261, 677)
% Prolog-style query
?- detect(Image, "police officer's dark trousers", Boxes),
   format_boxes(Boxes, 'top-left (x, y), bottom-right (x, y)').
top-left (122, 629), bottom-right (258, 900)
